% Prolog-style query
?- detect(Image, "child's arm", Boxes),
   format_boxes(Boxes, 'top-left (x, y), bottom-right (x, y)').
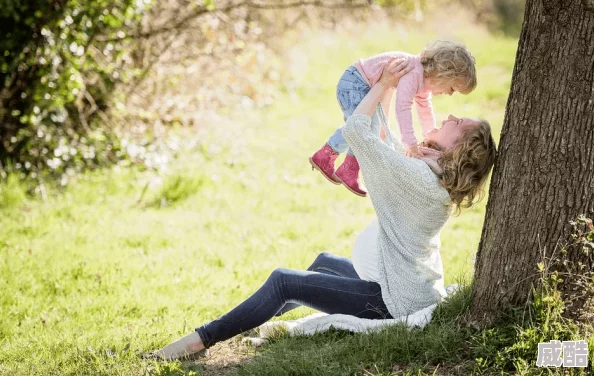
top-left (415, 92), bottom-right (437, 136)
top-left (394, 75), bottom-right (422, 156)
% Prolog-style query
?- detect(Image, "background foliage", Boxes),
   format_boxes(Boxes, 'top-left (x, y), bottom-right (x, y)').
top-left (0, 0), bottom-right (524, 190)
top-left (0, 0), bottom-right (143, 184)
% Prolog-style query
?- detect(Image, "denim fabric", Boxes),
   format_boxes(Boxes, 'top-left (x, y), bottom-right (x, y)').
top-left (328, 66), bottom-right (382, 155)
top-left (195, 252), bottom-right (392, 348)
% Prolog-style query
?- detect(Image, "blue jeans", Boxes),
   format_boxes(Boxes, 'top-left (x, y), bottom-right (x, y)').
top-left (328, 66), bottom-right (382, 155)
top-left (195, 252), bottom-right (392, 348)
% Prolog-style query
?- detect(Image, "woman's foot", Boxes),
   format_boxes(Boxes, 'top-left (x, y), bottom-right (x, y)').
top-left (334, 154), bottom-right (367, 197)
top-left (309, 144), bottom-right (341, 185)
top-left (144, 332), bottom-right (207, 361)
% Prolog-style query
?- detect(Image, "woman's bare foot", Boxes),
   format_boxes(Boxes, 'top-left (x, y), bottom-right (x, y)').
top-left (150, 332), bottom-right (206, 361)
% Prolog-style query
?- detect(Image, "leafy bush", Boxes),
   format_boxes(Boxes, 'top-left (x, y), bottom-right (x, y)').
top-left (0, 0), bottom-right (145, 182)
top-left (0, 0), bottom-right (375, 188)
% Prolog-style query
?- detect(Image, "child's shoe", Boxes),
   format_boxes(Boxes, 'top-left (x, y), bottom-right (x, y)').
top-left (309, 144), bottom-right (340, 185)
top-left (334, 154), bottom-right (367, 197)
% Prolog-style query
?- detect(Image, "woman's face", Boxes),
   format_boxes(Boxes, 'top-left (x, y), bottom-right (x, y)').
top-left (425, 115), bottom-right (479, 151)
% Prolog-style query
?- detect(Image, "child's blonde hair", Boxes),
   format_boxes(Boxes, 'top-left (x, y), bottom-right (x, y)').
top-left (420, 41), bottom-right (477, 94)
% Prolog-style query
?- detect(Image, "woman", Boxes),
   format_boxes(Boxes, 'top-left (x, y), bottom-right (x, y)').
top-left (148, 58), bottom-right (497, 360)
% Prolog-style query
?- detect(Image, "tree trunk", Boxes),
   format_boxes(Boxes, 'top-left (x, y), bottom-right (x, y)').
top-left (470, 0), bottom-right (594, 326)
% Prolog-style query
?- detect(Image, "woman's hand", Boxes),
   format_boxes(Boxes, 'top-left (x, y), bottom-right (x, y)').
top-left (352, 57), bottom-right (412, 118)
top-left (377, 57), bottom-right (413, 89)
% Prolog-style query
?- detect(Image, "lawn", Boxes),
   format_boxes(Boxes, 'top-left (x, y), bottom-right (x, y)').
top-left (0, 13), bottom-right (520, 376)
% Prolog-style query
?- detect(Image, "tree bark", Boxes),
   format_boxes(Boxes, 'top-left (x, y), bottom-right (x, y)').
top-left (470, 0), bottom-right (594, 326)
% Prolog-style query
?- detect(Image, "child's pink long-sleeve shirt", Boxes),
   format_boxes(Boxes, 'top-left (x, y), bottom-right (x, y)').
top-left (354, 52), bottom-right (436, 147)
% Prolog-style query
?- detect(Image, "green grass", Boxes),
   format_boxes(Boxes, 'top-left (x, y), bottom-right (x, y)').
top-left (4, 13), bottom-right (587, 376)
top-left (232, 281), bottom-right (593, 376)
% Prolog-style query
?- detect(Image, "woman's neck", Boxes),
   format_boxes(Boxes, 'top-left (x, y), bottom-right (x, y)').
top-left (418, 142), bottom-right (443, 176)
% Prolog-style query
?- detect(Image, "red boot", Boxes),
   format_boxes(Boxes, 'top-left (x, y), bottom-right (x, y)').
top-left (334, 154), bottom-right (367, 197)
top-left (309, 144), bottom-right (340, 185)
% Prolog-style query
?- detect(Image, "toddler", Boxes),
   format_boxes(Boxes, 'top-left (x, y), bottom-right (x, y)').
top-left (309, 41), bottom-right (477, 197)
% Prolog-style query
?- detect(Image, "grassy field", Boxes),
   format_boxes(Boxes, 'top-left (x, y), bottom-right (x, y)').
top-left (0, 13), bottom-right (525, 376)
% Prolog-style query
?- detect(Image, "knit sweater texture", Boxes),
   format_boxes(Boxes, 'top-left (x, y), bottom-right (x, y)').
top-left (342, 113), bottom-right (451, 318)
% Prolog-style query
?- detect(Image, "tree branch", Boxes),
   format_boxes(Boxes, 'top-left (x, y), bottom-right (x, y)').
top-left (96, 0), bottom-right (371, 42)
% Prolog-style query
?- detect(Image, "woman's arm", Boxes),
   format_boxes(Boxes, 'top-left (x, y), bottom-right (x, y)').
top-left (380, 89), bottom-right (394, 124)
top-left (342, 59), bottom-right (445, 207)
top-left (352, 83), bottom-right (390, 118)
top-left (379, 89), bottom-right (394, 140)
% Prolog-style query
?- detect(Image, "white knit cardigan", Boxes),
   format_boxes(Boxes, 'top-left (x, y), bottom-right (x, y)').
top-left (342, 114), bottom-right (452, 318)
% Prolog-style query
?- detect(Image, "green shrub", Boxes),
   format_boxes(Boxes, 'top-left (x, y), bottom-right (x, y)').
top-left (0, 0), bottom-right (145, 181)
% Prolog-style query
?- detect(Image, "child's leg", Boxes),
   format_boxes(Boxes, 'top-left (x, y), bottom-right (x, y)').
top-left (311, 66), bottom-right (371, 185)
top-left (330, 67), bottom-right (381, 156)
top-left (327, 66), bottom-right (371, 153)
top-left (332, 69), bottom-right (378, 197)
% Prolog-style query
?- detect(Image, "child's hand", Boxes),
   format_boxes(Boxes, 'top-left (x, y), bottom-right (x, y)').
top-left (405, 144), bottom-right (424, 158)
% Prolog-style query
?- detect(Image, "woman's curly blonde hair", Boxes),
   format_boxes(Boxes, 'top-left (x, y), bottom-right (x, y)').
top-left (424, 120), bottom-right (497, 215)
top-left (420, 40), bottom-right (477, 94)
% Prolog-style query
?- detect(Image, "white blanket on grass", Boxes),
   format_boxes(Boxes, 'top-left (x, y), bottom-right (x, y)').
top-left (243, 284), bottom-right (460, 347)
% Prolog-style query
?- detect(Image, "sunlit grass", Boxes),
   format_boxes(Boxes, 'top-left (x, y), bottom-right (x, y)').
top-left (0, 13), bottom-right (519, 376)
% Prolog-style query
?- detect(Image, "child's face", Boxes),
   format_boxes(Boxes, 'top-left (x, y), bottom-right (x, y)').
top-left (426, 78), bottom-right (462, 96)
